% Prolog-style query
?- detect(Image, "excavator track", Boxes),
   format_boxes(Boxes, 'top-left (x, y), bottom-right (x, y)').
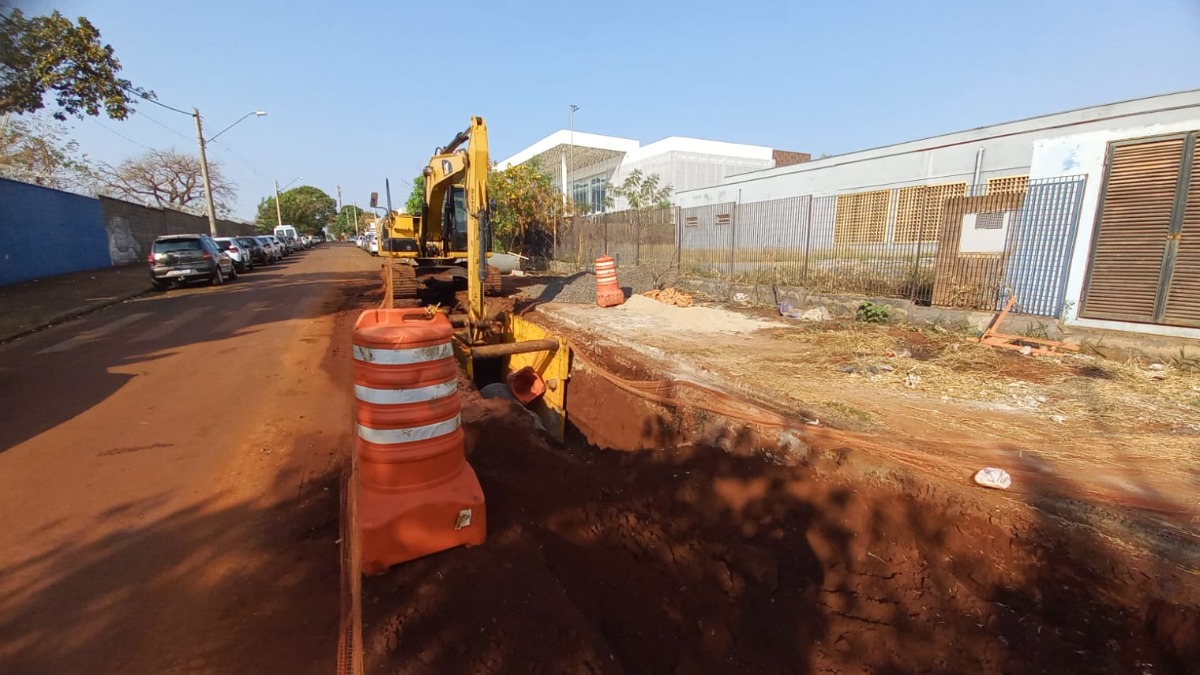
top-left (485, 264), bottom-right (503, 295)
top-left (391, 261), bottom-right (420, 300)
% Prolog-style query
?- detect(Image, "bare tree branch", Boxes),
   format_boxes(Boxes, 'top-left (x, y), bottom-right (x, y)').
top-left (95, 147), bottom-right (236, 215)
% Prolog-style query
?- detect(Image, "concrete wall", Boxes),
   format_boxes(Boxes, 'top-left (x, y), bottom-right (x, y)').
top-left (0, 177), bottom-right (256, 285)
top-left (676, 89), bottom-right (1200, 207)
top-left (0, 179), bottom-right (110, 285)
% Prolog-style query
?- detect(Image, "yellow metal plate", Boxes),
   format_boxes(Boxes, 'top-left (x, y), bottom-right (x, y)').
top-left (506, 315), bottom-right (570, 441)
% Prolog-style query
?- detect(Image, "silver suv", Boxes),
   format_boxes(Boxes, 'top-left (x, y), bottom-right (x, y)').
top-left (148, 234), bottom-right (236, 290)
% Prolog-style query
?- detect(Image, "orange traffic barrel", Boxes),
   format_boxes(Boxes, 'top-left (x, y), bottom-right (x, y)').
top-left (352, 308), bottom-right (486, 574)
top-left (506, 365), bottom-right (546, 404)
top-left (595, 255), bottom-right (624, 307)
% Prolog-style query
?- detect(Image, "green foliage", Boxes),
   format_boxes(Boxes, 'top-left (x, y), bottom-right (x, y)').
top-left (0, 112), bottom-right (89, 189)
top-left (254, 185), bottom-right (337, 234)
top-left (855, 301), bottom-right (891, 324)
top-left (332, 204), bottom-right (370, 239)
top-left (604, 169), bottom-right (672, 211)
top-left (405, 175), bottom-right (424, 215)
top-left (0, 8), bottom-right (150, 120)
top-left (489, 161), bottom-right (567, 255)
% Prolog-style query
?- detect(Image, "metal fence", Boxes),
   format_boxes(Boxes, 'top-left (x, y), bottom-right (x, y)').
top-left (552, 175), bottom-right (1087, 317)
top-left (555, 206), bottom-right (676, 268)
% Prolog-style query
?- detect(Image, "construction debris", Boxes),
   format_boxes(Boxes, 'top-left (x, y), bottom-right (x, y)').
top-left (979, 295), bottom-right (1078, 356)
top-left (643, 287), bottom-right (694, 307)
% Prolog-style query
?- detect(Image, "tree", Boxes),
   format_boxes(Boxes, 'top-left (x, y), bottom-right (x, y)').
top-left (489, 161), bottom-right (569, 256)
top-left (0, 112), bottom-right (90, 189)
top-left (605, 169), bottom-right (673, 212)
top-left (405, 175), bottom-right (424, 215)
top-left (254, 185), bottom-right (336, 234)
top-left (0, 7), bottom-right (150, 120)
top-left (332, 204), bottom-right (371, 239)
top-left (95, 148), bottom-right (236, 215)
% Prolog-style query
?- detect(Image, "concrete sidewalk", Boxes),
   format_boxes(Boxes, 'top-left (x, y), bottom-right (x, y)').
top-left (0, 265), bottom-right (152, 343)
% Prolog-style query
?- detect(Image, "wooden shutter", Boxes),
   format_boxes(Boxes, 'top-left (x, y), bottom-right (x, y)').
top-left (1162, 142), bottom-right (1200, 327)
top-left (1080, 138), bottom-right (1184, 322)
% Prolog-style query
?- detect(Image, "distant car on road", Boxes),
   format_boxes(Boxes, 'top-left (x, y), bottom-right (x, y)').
top-left (237, 236), bottom-right (270, 266)
top-left (367, 233), bottom-right (378, 256)
top-left (300, 234), bottom-right (312, 248)
top-left (214, 236), bottom-right (254, 273)
top-left (148, 234), bottom-right (235, 290)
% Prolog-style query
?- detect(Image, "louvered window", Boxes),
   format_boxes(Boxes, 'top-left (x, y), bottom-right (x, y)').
top-left (1080, 133), bottom-right (1200, 327)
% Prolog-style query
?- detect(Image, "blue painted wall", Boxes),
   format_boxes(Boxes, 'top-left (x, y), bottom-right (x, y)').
top-left (0, 178), bottom-right (111, 285)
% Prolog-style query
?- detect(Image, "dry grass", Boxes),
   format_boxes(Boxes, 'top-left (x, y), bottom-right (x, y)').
top-left (766, 319), bottom-right (1200, 434)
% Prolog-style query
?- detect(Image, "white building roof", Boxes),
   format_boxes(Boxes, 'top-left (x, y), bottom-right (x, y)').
top-left (685, 88), bottom-right (1200, 193)
top-left (494, 130), bottom-right (776, 175)
top-left (494, 130), bottom-right (639, 170)
top-left (625, 136), bottom-right (773, 163)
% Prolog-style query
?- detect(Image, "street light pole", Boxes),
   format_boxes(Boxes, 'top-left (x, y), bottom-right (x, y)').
top-left (568, 104), bottom-right (579, 206)
top-left (273, 175), bottom-right (303, 231)
top-left (274, 179), bottom-right (284, 229)
top-left (193, 108), bottom-right (266, 237)
top-left (193, 108), bottom-right (220, 236)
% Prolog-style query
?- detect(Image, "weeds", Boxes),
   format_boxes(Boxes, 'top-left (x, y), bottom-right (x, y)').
top-left (856, 301), bottom-right (892, 324)
top-left (1169, 347), bottom-right (1200, 373)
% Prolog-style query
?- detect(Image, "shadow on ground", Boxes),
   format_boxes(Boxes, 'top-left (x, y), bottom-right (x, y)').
top-left (360, 391), bottom-right (1200, 674)
top-left (0, 257), bottom-right (377, 454)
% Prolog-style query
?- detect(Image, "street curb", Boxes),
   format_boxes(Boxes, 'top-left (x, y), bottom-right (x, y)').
top-left (0, 287), bottom-right (152, 345)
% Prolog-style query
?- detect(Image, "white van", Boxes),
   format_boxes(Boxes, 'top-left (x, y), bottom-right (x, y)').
top-left (274, 225), bottom-right (299, 251)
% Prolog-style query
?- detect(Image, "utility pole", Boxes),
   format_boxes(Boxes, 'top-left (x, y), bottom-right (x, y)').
top-left (353, 203), bottom-right (360, 237)
top-left (193, 108), bottom-right (219, 236)
top-left (568, 104), bottom-right (579, 205)
top-left (274, 178), bottom-right (284, 229)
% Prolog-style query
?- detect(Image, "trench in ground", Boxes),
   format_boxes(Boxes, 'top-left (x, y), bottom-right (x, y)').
top-left (359, 320), bottom-right (1200, 675)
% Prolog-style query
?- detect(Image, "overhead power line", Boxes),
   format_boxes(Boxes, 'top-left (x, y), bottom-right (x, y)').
top-left (137, 110), bottom-right (192, 142)
top-left (88, 118), bottom-right (153, 150)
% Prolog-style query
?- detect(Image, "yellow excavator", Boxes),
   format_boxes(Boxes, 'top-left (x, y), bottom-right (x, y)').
top-left (378, 116), bottom-right (571, 436)
top-left (380, 117), bottom-right (502, 303)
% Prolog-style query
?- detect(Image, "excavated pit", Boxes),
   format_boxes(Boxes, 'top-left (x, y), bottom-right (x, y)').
top-left (360, 313), bottom-right (1200, 675)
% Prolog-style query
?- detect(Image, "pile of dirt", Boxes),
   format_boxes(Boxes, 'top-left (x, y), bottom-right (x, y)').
top-left (360, 383), bottom-right (1200, 674)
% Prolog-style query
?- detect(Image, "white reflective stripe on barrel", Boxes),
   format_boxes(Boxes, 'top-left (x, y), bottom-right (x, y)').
top-left (356, 415), bottom-right (461, 444)
top-left (353, 342), bottom-right (453, 365)
top-left (354, 380), bottom-right (457, 405)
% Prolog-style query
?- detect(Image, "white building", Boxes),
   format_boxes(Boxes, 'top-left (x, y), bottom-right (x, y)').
top-left (674, 89), bottom-right (1200, 339)
top-left (494, 131), bottom-right (807, 212)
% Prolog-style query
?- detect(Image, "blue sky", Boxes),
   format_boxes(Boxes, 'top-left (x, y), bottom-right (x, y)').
top-left (26, 0), bottom-right (1200, 220)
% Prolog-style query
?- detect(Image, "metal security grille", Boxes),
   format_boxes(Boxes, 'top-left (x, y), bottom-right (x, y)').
top-left (1001, 176), bottom-right (1087, 317)
top-left (1080, 133), bottom-right (1200, 326)
top-left (975, 211), bottom-right (1006, 230)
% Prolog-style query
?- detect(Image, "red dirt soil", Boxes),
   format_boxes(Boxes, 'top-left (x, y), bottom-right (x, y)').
top-left (360, 383), bottom-right (1200, 674)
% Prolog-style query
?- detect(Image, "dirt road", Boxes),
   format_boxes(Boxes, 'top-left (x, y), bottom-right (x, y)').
top-left (0, 244), bottom-right (378, 674)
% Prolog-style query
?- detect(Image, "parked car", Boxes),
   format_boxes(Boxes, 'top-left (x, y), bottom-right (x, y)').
top-left (300, 234), bottom-right (312, 248)
top-left (269, 235), bottom-right (290, 256)
top-left (148, 234), bottom-right (235, 290)
top-left (367, 233), bottom-right (379, 256)
top-left (214, 236), bottom-right (254, 272)
top-left (255, 236), bottom-right (281, 262)
top-left (237, 236), bottom-right (270, 266)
